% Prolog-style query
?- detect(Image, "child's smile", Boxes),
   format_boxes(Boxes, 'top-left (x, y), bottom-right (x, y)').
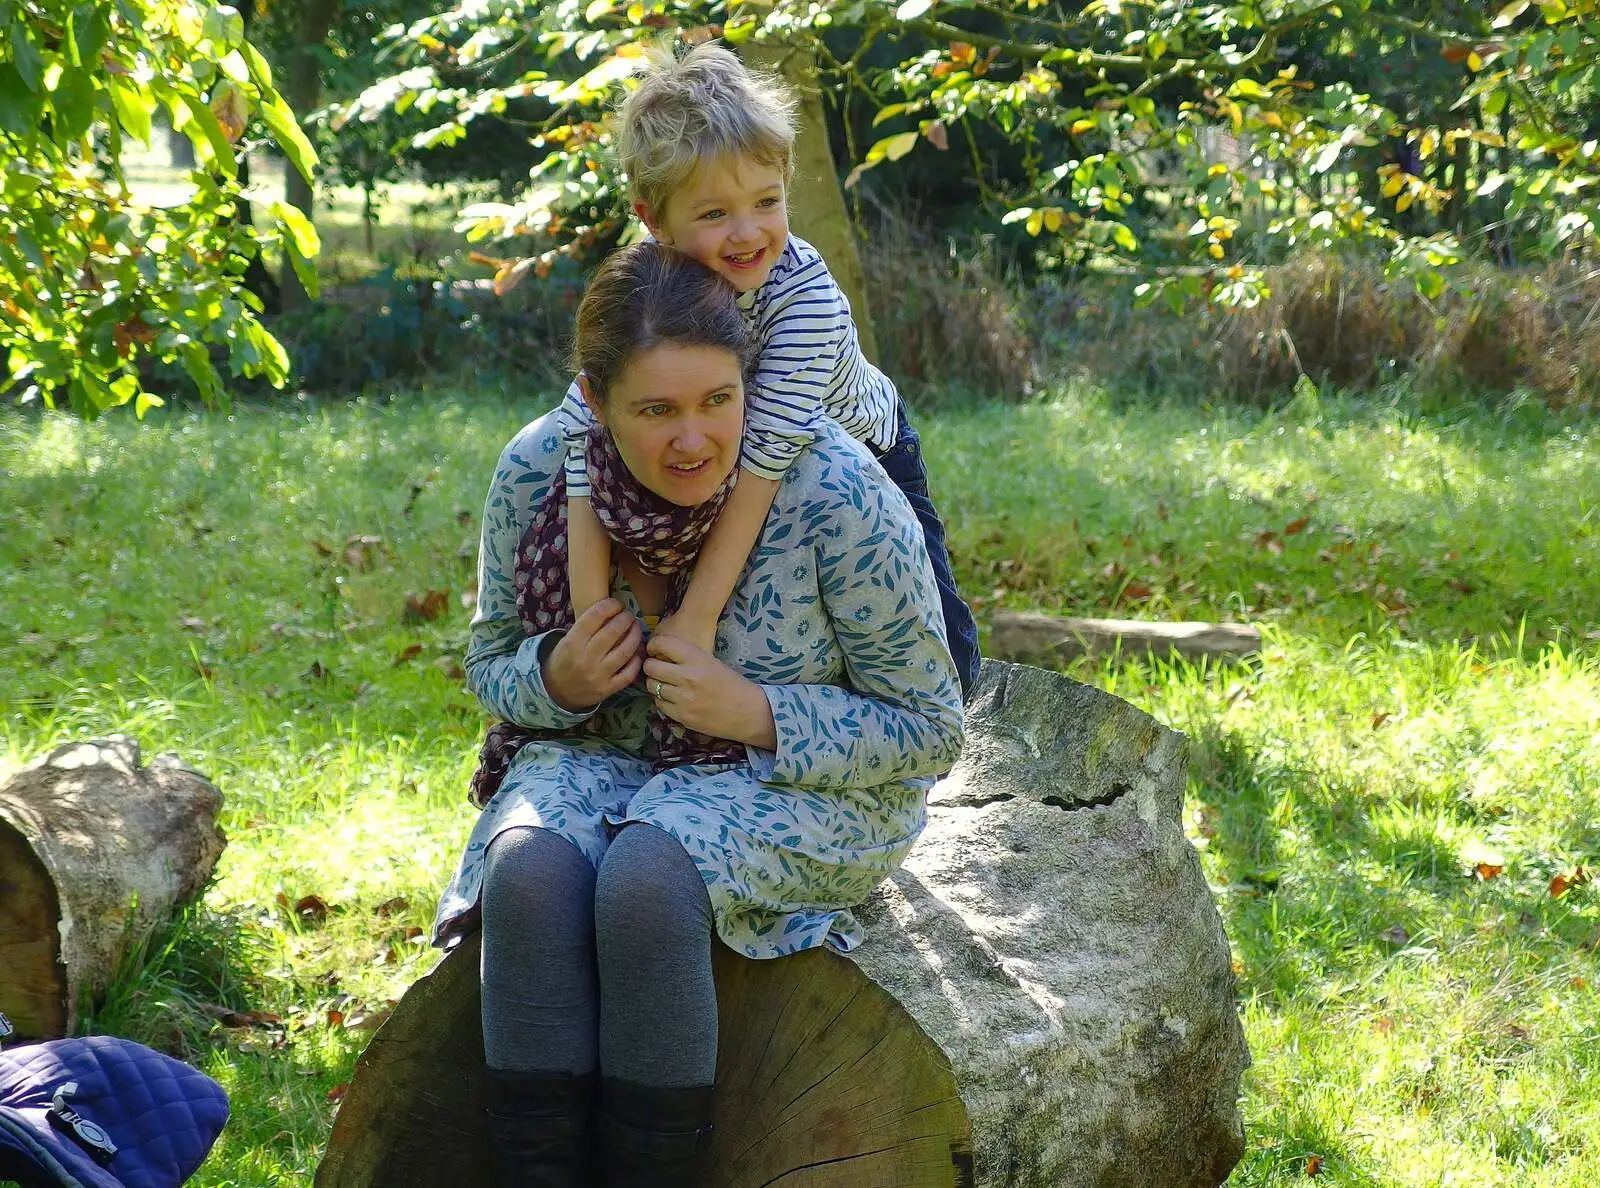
top-left (638, 154), bottom-right (789, 293)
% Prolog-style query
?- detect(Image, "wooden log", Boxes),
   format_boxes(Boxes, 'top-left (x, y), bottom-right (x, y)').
top-left (316, 660), bottom-right (1247, 1186)
top-left (0, 737), bottom-right (225, 1040)
top-left (314, 934), bottom-right (973, 1188)
top-left (989, 610), bottom-right (1261, 665)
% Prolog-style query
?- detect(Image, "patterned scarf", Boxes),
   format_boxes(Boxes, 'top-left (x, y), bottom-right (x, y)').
top-left (468, 423), bottom-right (746, 807)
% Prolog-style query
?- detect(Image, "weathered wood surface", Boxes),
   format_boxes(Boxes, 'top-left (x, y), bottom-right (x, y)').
top-left (0, 737), bottom-right (225, 1039)
top-left (315, 934), bottom-right (973, 1188)
top-left (989, 610), bottom-right (1261, 665)
top-left (316, 659), bottom-right (1247, 1187)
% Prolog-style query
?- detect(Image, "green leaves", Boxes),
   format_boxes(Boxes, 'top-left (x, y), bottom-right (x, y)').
top-left (3, 0), bottom-right (315, 418)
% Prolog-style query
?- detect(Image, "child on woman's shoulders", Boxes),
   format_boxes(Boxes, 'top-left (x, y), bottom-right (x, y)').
top-left (556, 40), bottom-right (980, 698)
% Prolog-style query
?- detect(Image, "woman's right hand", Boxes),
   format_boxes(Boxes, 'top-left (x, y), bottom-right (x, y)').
top-left (542, 599), bottom-right (643, 712)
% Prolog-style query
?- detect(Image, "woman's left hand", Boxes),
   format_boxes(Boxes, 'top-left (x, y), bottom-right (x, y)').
top-left (643, 635), bottom-right (777, 750)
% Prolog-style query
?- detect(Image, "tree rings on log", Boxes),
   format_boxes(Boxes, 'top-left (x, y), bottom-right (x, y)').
top-left (315, 934), bottom-right (973, 1187)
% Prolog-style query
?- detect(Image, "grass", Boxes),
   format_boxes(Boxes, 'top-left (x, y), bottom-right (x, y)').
top-left (3, 379), bottom-right (1599, 1186)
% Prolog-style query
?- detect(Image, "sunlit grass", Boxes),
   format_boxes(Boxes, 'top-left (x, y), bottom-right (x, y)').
top-left (3, 381), bottom-right (1598, 1186)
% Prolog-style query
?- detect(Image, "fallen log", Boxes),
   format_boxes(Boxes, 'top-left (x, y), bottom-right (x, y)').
top-left (0, 737), bottom-right (226, 1039)
top-left (315, 660), bottom-right (1249, 1187)
top-left (989, 610), bottom-right (1261, 665)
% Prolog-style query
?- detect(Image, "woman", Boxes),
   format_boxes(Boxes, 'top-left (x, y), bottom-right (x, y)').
top-left (433, 243), bottom-right (965, 1188)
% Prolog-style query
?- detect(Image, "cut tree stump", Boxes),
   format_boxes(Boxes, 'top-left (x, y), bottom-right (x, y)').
top-left (0, 737), bottom-right (225, 1039)
top-left (314, 935), bottom-right (974, 1188)
top-left (989, 610), bottom-right (1261, 666)
top-left (316, 660), bottom-right (1248, 1186)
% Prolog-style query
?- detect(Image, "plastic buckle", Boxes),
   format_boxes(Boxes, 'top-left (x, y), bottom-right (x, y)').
top-left (48, 1082), bottom-right (119, 1167)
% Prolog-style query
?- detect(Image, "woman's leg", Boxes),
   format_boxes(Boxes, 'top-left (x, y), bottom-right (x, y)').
top-left (592, 823), bottom-right (717, 1186)
top-left (479, 826), bottom-right (599, 1188)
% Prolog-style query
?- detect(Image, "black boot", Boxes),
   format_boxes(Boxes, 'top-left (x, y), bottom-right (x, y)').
top-left (482, 1066), bottom-right (596, 1188)
top-left (595, 1078), bottom-right (714, 1187)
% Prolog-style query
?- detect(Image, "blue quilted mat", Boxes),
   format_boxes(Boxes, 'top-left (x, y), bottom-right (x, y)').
top-left (0, 1034), bottom-right (228, 1188)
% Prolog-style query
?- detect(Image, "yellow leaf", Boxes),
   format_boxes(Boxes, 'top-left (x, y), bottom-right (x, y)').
top-left (1208, 163), bottom-right (1230, 177)
top-left (1043, 207), bottom-right (1063, 232)
top-left (1261, 111), bottom-right (1283, 129)
top-left (1026, 209), bottom-right (1044, 236)
top-left (1382, 173), bottom-right (1406, 198)
top-left (626, 1), bottom-right (645, 21)
top-left (1208, 242), bottom-right (1225, 259)
top-left (1071, 118), bottom-right (1095, 135)
top-left (1418, 130), bottom-right (1436, 159)
top-left (1467, 50), bottom-right (1483, 70)
top-left (1395, 191), bottom-right (1415, 213)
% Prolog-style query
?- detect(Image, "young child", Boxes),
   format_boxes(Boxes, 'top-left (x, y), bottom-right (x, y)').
top-left (558, 41), bottom-right (981, 698)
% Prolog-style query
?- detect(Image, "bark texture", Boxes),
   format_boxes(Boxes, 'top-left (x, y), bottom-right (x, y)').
top-left (0, 737), bottom-right (226, 1039)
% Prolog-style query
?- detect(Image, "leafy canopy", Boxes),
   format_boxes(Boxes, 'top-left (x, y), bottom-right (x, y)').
top-left (2, 0), bottom-right (319, 417)
top-left (344, 0), bottom-right (1600, 309)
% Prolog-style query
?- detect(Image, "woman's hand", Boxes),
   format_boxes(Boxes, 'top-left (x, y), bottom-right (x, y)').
top-left (643, 635), bottom-right (777, 750)
top-left (543, 599), bottom-right (643, 712)
top-left (651, 608), bottom-right (718, 656)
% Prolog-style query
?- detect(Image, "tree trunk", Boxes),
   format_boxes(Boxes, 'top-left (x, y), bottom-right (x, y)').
top-left (0, 738), bottom-right (226, 1040)
top-left (279, 0), bottom-right (341, 309)
top-left (741, 41), bottom-right (880, 364)
top-left (314, 935), bottom-right (973, 1187)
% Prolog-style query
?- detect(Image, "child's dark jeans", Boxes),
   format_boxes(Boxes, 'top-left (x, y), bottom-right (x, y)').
top-left (872, 399), bottom-right (982, 700)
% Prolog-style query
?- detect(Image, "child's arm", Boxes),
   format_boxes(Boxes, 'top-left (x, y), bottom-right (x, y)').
top-left (567, 493), bottom-right (613, 617)
top-left (655, 474), bottom-right (779, 654)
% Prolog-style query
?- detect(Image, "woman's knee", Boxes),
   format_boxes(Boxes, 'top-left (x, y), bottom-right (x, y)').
top-left (593, 824), bottom-right (712, 944)
top-left (482, 826), bottom-right (596, 924)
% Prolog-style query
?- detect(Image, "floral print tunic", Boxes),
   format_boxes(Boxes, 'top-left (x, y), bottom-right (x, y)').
top-left (432, 413), bottom-right (965, 959)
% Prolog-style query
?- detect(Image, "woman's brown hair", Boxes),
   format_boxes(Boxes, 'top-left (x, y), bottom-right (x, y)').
top-left (571, 242), bottom-right (754, 401)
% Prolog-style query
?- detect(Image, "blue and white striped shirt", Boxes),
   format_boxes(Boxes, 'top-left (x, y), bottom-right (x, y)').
top-left (559, 235), bottom-right (900, 495)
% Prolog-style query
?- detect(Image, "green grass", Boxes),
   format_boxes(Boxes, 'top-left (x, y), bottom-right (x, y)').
top-left (3, 380), bottom-right (1598, 1186)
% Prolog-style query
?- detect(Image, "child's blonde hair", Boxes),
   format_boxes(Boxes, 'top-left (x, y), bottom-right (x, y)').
top-left (616, 42), bottom-right (799, 219)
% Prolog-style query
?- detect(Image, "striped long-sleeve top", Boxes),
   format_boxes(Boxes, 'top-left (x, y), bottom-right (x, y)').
top-left (558, 234), bottom-right (900, 496)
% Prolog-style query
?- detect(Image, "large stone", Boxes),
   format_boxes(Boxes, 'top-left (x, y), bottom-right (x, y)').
top-left (846, 659), bottom-right (1249, 1187)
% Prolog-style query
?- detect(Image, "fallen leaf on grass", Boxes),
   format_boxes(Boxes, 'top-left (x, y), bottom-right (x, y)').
top-left (1448, 578), bottom-right (1474, 594)
top-left (1373, 1015), bottom-right (1395, 1035)
top-left (392, 643), bottom-right (424, 666)
top-left (326, 1084), bottom-right (348, 1103)
top-left (1550, 866), bottom-right (1591, 897)
top-left (202, 1004), bottom-right (281, 1029)
top-left (374, 895), bottom-right (411, 918)
top-left (309, 539), bottom-right (334, 558)
top-left (1254, 530), bottom-right (1283, 554)
top-left (1379, 925), bottom-right (1410, 945)
top-left (327, 1009), bottom-right (345, 1028)
top-left (1371, 712), bottom-right (1390, 729)
top-left (1284, 517), bottom-right (1310, 536)
top-left (179, 616), bottom-right (207, 632)
top-left (1572, 977), bottom-right (1589, 991)
top-left (433, 656), bottom-right (466, 681)
top-left (456, 509), bottom-right (473, 527)
top-left (1119, 582), bottom-right (1154, 603)
top-left (289, 894), bottom-right (331, 922)
top-left (1475, 862), bottom-right (1504, 881)
top-left (404, 589), bottom-right (450, 622)
top-left (1305, 1154), bottom-right (1324, 1176)
top-left (302, 660), bottom-right (331, 683)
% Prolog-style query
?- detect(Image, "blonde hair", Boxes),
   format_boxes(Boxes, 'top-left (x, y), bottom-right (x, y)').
top-left (615, 42), bottom-right (799, 219)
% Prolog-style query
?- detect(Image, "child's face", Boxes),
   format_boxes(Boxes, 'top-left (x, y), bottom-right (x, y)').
top-left (639, 154), bottom-right (788, 293)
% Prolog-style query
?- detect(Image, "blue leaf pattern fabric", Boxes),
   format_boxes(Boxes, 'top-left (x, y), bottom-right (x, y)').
top-left (432, 413), bottom-right (964, 960)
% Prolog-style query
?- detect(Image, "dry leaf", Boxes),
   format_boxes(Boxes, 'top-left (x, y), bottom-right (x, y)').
top-left (374, 895), bottom-right (411, 918)
top-left (1254, 530), bottom-right (1283, 554)
top-left (1371, 712), bottom-right (1390, 729)
top-left (1448, 578), bottom-right (1474, 594)
top-left (433, 655), bottom-right (466, 681)
top-left (302, 660), bottom-right (330, 683)
top-left (327, 1009), bottom-right (345, 1028)
top-left (344, 534), bottom-right (383, 571)
top-left (1284, 517), bottom-right (1310, 535)
top-left (1373, 1015), bottom-right (1395, 1035)
top-left (392, 643), bottom-right (424, 666)
top-left (1550, 866), bottom-right (1591, 897)
top-left (405, 589), bottom-right (450, 622)
top-left (326, 1083), bottom-right (349, 1102)
top-left (180, 616), bottom-right (207, 632)
top-left (1379, 924), bottom-right (1410, 945)
top-left (924, 120), bottom-right (949, 151)
top-left (1476, 862), bottom-right (1504, 881)
top-left (294, 894), bottom-right (330, 922)
top-left (1305, 1154), bottom-right (1324, 1176)
top-left (1121, 582), bottom-right (1155, 602)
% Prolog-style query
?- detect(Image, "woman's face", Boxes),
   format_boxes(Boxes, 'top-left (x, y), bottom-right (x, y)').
top-left (584, 343), bottom-right (745, 507)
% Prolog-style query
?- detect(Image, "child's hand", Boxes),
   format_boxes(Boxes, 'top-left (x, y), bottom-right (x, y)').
top-left (651, 609), bottom-right (718, 657)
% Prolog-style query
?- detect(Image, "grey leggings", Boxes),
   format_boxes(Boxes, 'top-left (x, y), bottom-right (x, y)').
top-left (479, 823), bottom-right (717, 1088)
